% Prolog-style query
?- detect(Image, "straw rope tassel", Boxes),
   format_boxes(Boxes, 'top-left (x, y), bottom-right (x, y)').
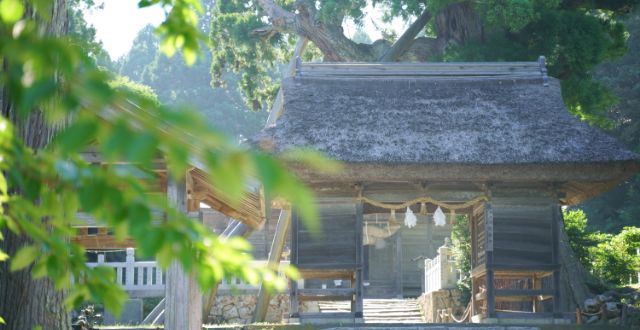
top-left (419, 202), bottom-right (427, 215)
top-left (389, 209), bottom-right (398, 224)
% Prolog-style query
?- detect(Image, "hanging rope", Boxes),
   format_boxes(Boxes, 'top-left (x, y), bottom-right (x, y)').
top-left (450, 303), bottom-right (472, 323)
top-left (355, 195), bottom-right (488, 211)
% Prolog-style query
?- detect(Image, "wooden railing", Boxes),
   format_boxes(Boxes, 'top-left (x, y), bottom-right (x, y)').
top-left (84, 248), bottom-right (165, 298)
top-left (424, 243), bottom-right (458, 294)
top-left (77, 248), bottom-right (290, 297)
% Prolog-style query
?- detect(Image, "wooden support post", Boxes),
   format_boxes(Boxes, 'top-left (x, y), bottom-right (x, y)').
top-left (396, 232), bottom-right (403, 298)
top-left (252, 209), bottom-right (292, 323)
top-left (289, 211), bottom-right (300, 318)
top-left (552, 205), bottom-right (562, 317)
top-left (484, 201), bottom-right (496, 319)
top-left (165, 179), bottom-right (202, 330)
top-left (354, 202), bottom-right (364, 317)
top-left (532, 274), bottom-right (541, 313)
top-left (470, 209), bottom-right (478, 317)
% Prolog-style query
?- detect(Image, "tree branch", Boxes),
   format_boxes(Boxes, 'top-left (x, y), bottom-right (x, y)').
top-left (379, 8), bottom-right (432, 62)
top-left (256, 0), bottom-right (297, 31)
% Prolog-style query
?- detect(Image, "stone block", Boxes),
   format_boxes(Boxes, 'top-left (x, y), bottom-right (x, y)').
top-left (103, 299), bottom-right (143, 325)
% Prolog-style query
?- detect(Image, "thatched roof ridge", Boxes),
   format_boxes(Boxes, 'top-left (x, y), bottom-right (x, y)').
top-left (256, 75), bottom-right (638, 165)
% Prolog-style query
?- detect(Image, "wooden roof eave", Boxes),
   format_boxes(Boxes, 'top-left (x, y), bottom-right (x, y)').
top-left (77, 101), bottom-right (266, 230)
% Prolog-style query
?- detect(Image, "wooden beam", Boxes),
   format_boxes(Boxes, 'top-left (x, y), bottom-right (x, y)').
top-left (298, 288), bottom-right (355, 301)
top-left (485, 201), bottom-right (496, 318)
top-left (289, 211), bottom-right (300, 318)
top-left (265, 38), bottom-right (308, 127)
top-left (252, 209), bottom-right (292, 323)
top-left (552, 205), bottom-right (562, 316)
top-left (354, 202), bottom-right (364, 317)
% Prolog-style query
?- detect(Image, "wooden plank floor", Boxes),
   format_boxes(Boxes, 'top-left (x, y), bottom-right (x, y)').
top-left (318, 299), bottom-right (425, 323)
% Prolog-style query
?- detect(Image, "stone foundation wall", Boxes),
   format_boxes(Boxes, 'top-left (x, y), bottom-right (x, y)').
top-left (418, 289), bottom-right (463, 323)
top-left (208, 294), bottom-right (318, 324)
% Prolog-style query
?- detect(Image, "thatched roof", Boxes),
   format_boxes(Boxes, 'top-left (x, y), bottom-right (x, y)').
top-left (252, 61), bottom-right (639, 204)
top-left (258, 75), bottom-right (637, 165)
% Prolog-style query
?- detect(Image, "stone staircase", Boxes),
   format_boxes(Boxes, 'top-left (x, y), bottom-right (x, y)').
top-left (318, 299), bottom-right (424, 323)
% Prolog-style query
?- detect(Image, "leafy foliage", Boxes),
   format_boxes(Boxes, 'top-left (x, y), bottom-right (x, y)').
top-left (451, 214), bottom-right (471, 305)
top-left (109, 75), bottom-right (160, 106)
top-left (581, 7), bottom-right (640, 234)
top-left (564, 209), bottom-right (640, 285)
top-left (440, 3), bottom-right (628, 127)
top-left (0, 0), bottom-right (325, 319)
top-left (209, 1), bottom-right (292, 110)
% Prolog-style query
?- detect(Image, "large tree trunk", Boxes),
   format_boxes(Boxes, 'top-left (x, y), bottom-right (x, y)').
top-left (0, 1), bottom-right (71, 329)
top-left (434, 2), bottom-right (484, 47)
top-left (256, 0), bottom-right (484, 62)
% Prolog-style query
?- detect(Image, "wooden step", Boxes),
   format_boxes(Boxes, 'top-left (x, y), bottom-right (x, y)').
top-left (299, 288), bottom-right (355, 301)
top-left (316, 298), bottom-right (425, 323)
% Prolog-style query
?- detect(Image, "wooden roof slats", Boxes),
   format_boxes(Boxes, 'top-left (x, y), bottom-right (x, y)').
top-left (188, 168), bottom-right (264, 229)
top-left (297, 59), bottom-right (547, 80)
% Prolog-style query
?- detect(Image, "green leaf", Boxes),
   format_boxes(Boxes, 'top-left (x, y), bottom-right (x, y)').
top-left (0, 316), bottom-right (4, 324)
top-left (18, 79), bottom-right (57, 117)
top-left (0, 0), bottom-right (24, 24)
top-left (0, 171), bottom-right (7, 204)
top-left (183, 47), bottom-right (197, 66)
top-left (10, 245), bottom-right (38, 271)
top-left (0, 249), bottom-right (8, 261)
top-left (128, 202), bottom-right (151, 238)
top-left (78, 180), bottom-right (106, 212)
top-left (125, 132), bottom-right (157, 167)
top-left (54, 120), bottom-right (99, 155)
top-left (205, 151), bottom-right (247, 205)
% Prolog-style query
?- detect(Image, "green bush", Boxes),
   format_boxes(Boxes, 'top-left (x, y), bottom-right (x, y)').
top-left (451, 214), bottom-right (471, 305)
top-left (564, 209), bottom-right (640, 286)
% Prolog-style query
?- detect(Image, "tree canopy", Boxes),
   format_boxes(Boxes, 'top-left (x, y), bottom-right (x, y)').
top-left (211, 0), bottom-right (636, 125)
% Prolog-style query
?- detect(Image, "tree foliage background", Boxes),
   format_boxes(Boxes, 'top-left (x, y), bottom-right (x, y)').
top-left (118, 22), bottom-right (266, 140)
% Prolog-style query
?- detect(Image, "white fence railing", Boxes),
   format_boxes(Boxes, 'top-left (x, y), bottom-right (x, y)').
top-left (84, 248), bottom-right (165, 298)
top-left (78, 248), bottom-right (289, 297)
top-left (424, 243), bottom-right (457, 294)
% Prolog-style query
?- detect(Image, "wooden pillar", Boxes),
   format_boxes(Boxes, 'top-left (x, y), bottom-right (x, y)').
top-left (253, 209), bottom-right (292, 323)
top-left (354, 202), bottom-right (364, 317)
top-left (532, 274), bottom-right (541, 313)
top-left (165, 179), bottom-right (202, 330)
top-left (484, 201), bottom-right (495, 319)
top-left (289, 211), bottom-right (299, 318)
top-left (552, 205), bottom-right (562, 316)
top-left (470, 209), bottom-right (478, 317)
top-left (395, 232), bottom-right (403, 298)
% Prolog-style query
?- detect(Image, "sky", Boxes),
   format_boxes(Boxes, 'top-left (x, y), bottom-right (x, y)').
top-left (84, 1), bottom-right (408, 60)
top-left (83, 1), bottom-right (165, 60)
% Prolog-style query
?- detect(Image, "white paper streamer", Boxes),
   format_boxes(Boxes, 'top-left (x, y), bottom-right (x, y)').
top-left (434, 206), bottom-right (446, 226)
top-left (404, 206), bottom-right (417, 228)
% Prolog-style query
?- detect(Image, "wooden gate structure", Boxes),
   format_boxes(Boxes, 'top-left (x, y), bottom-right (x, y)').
top-left (253, 59), bottom-right (640, 323)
